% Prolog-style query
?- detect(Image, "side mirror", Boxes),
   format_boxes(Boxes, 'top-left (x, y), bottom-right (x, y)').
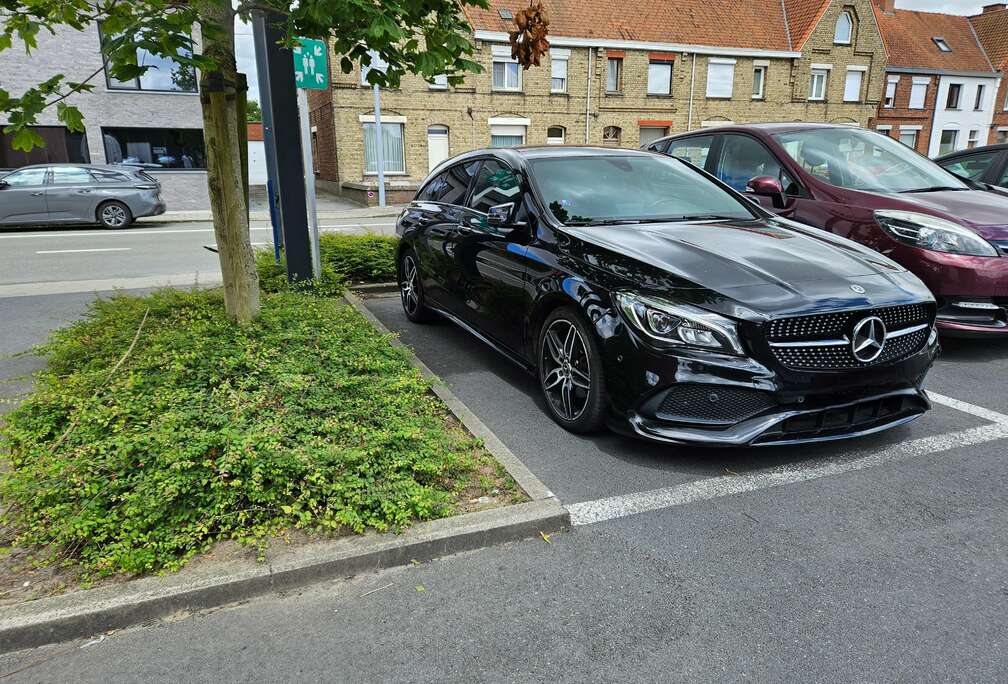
top-left (486, 202), bottom-right (515, 227)
top-left (0, 180), bottom-right (8, 189)
top-left (746, 176), bottom-right (786, 209)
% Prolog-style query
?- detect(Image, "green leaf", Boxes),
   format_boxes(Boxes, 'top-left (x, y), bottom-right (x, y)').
top-left (56, 102), bottom-right (85, 132)
top-left (10, 127), bottom-right (45, 152)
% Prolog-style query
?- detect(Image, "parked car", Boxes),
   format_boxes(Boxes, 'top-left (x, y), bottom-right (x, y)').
top-left (0, 163), bottom-right (166, 229)
top-left (648, 124), bottom-right (1008, 336)
top-left (396, 146), bottom-right (939, 446)
top-left (936, 143), bottom-right (1008, 190)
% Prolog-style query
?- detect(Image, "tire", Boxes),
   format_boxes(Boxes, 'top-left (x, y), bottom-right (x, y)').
top-left (97, 200), bottom-right (132, 229)
top-left (538, 307), bottom-right (608, 433)
top-left (398, 249), bottom-right (434, 323)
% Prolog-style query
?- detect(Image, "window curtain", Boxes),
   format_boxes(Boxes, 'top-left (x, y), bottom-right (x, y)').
top-left (363, 123), bottom-right (405, 173)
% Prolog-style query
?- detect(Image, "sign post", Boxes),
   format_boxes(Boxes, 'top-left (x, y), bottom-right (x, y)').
top-left (292, 38), bottom-right (327, 279)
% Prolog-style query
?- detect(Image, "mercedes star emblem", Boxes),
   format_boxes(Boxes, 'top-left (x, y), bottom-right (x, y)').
top-left (850, 284), bottom-right (866, 294)
top-left (851, 316), bottom-right (886, 362)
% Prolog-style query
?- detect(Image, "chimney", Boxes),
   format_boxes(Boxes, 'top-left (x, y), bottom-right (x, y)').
top-left (982, 3), bottom-right (1007, 13)
top-left (878, 0), bottom-right (896, 16)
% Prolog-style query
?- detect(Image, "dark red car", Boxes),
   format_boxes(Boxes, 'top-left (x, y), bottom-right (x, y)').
top-left (649, 124), bottom-right (1008, 336)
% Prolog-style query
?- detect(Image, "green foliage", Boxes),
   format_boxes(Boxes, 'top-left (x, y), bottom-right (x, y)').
top-left (256, 234), bottom-right (398, 290)
top-left (246, 99), bottom-right (263, 123)
top-left (0, 288), bottom-right (499, 577)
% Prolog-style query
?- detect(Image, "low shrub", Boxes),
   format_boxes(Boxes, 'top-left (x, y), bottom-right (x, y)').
top-left (255, 233), bottom-right (398, 293)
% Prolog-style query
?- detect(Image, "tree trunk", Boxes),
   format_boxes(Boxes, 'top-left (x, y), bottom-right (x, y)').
top-left (198, 5), bottom-right (260, 323)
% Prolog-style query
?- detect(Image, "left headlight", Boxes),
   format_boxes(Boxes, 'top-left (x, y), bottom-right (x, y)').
top-left (875, 210), bottom-right (998, 257)
top-left (614, 292), bottom-right (745, 355)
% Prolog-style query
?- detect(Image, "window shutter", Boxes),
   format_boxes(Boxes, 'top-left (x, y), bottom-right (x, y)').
top-left (706, 60), bottom-right (735, 98)
top-left (647, 63), bottom-right (671, 95)
top-left (843, 70), bottom-right (862, 102)
top-left (909, 82), bottom-right (927, 109)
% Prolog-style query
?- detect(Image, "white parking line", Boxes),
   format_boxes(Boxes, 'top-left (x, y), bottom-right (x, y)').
top-left (568, 422), bottom-right (1008, 526)
top-left (926, 391), bottom-right (1008, 425)
top-left (36, 247), bottom-right (132, 254)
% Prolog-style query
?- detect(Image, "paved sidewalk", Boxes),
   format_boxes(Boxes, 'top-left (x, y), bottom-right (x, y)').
top-left (141, 189), bottom-right (406, 224)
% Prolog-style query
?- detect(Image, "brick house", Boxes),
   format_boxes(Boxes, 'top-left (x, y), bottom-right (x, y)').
top-left (309, 0), bottom-right (887, 204)
top-left (870, 0), bottom-right (1001, 156)
top-left (970, 3), bottom-right (1008, 144)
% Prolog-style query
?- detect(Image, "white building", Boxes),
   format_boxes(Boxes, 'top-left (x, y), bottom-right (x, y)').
top-left (930, 74), bottom-right (1002, 157)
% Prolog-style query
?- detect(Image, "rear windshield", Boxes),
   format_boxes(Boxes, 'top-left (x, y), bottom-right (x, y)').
top-left (528, 154), bottom-right (756, 226)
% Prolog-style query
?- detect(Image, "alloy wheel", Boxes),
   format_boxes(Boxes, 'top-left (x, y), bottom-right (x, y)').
top-left (400, 255), bottom-right (420, 316)
top-left (102, 204), bottom-right (127, 227)
top-left (540, 318), bottom-right (592, 421)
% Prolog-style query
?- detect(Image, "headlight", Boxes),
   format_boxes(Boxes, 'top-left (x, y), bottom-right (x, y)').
top-left (875, 210), bottom-right (997, 257)
top-left (614, 292), bottom-right (744, 355)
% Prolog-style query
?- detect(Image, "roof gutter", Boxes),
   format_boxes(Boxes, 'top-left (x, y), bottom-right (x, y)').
top-left (473, 31), bottom-right (801, 59)
top-left (885, 66), bottom-right (1001, 78)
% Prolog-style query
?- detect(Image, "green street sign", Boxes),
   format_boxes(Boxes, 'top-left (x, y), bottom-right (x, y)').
top-left (293, 38), bottom-right (328, 90)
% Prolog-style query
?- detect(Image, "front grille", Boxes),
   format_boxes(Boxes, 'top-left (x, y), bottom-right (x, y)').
top-left (753, 392), bottom-right (928, 445)
top-left (656, 384), bottom-right (775, 425)
top-left (765, 304), bottom-right (932, 371)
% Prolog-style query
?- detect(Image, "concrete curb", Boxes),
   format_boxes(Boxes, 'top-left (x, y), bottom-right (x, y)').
top-left (350, 281), bottom-right (400, 296)
top-left (0, 290), bottom-right (566, 655)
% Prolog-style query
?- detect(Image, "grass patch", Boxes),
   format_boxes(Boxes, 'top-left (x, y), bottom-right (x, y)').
top-left (256, 233), bottom-right (397, 292)
top-left (0, 287), bottom-right (516, 580)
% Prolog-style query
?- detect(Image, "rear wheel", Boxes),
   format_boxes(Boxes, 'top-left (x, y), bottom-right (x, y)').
top-left (399, 250), bottom-right (434, 323)
top-left (97, 200), bottom-right (132, 229)
top-left (538, 308), bottom-right (608, 433)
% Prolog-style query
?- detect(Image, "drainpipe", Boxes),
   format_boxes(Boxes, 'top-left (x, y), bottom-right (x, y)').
top-left (687, 52), bottom-right (696, 132)
top-left (468, 106), bottom-right (475, 149)
top-left (585, 47), bottom-right (593, 143)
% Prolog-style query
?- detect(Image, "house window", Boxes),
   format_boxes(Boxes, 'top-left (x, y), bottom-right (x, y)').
top-left (752, 66), bottom-right (766, 99)
top-left (706, 59), bottom-right (736, 99)
top-left (974, 85), bottom-right (986, 111)
top-left (809, 69), bottom-right (829, 101)
top-left (546, 126), bottom-right (565, 145)
top-left (998, 129), bottom-right (1008, 143)
top-left (0, 126), bottom-right (89, 168)
top-left (647, 61), bottom-right (672, 96)
top-left (909, 79), bottom-right (928, 109)
top-left (843, 68), bottom-right (864, 102)
top-left (491, 45), bottom-right (521, 91)
top-left (99, 25), bottom-right (197, 93)
top-left (101, 127), bottom-right (205, 168)
top-left (938, 129), bottom-right (959, 156)
top-left (967, 129), bottom-right (980, 149)
top-left (362, 122), bottom-right (405, 174)
top-left (602, 126), bottom-right (621, 146)
top-left (884, 78), bottom-right (898, 108)
top-left (899, 129), bottom-right (919, 149)
top-left (360, 50), bottom-right (388, 85)
top-left (639, 126), bottom-right (668, 147)
top-left (946, 83), bottom-right (962, 109)
top-left (550, 49), bottom-right (569, 93)
top-left (607, 58), bottom-right (622, 92)
top-left (835, 11), bottom-right (853, 44)
top-left (490, 124), bottom-right (526, 147)
top-left (933, 37), bottom-right (952, 52)
top-left (428, 74), bottom-right (448, 90)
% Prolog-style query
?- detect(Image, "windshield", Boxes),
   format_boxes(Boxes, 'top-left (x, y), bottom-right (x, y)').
top-left (772, 128), bottom-right (969, 193)
top-left (528, 154), bottom-right (757, 226)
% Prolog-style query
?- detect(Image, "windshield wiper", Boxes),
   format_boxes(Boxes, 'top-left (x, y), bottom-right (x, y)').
top-left (900, 186), bottom-right (969, 193)
top-left (564, 218), bottom-right (642, 226)
top-left (669, 214), bottom-right (751, 222)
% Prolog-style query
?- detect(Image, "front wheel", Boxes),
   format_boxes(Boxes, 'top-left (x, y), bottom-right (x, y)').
top-left (97, 200), bottom-right (132, 229)
top-left (399, 250), bottom-right (434, 323)
top-left (538, 308), bottom-right (608, 433)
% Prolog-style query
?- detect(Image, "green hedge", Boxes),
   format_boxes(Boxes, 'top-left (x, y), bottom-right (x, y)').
top-left (256, 233), bottom-right (398, 294)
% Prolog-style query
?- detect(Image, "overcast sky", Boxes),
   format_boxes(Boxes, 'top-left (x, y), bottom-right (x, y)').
top-left (901, 0), bottom-right (987, 12)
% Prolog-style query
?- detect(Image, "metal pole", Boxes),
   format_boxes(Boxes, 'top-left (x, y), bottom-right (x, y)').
top-left (251, 13), bottom-right (283, 254)
top-left (298, 89), bottom-right (321, 278)
top-left (372, 83), bottom-right (386, 207)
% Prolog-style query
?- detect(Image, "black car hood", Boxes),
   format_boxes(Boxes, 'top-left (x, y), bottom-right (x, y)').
top-left (563, 219), bottom-right (928, 320)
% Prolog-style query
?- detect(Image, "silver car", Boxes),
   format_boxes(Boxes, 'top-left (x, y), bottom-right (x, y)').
top-left (0, 163), bottom-right (166, 229)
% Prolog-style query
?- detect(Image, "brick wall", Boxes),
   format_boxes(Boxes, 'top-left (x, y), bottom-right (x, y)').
top-left (869, 73), bottom-right (938, 154)
top-left (990, 70), bottom-right (1008, 143)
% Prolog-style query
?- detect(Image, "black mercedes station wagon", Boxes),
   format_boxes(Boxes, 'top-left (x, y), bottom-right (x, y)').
top-left (395, 147), bottom-right (940, 446)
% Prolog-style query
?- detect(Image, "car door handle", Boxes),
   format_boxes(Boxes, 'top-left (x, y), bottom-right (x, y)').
top-left (31, 191), bottom-right (44, 196)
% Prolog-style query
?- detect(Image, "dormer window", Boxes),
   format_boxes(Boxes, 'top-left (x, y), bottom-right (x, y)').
top-left (933, 37), bottom-right (952, 52)
top-left (834, 11), bottom-right (853, 45)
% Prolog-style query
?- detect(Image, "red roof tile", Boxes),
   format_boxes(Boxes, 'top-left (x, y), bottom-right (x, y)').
top-left (463, 0), bottom-right (794, 52)
top-left (971, 6), bottom-right (1008, 70)
top-left (875, 6), bottom-right (995, 73)
top-left (783, 0), bottom-right (831, 50)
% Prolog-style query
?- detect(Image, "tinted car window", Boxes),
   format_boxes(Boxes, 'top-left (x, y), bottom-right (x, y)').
top-left (417, 162), bottom-right (477, 204)
top-left (90, 168), bottom-right (132, 183)
top-left (530, 154), bottom-right (756, 225)
top-left (774, 128), bottom-right (968, 193)
top-left (940, 153), bottom-right (998, 181)
top-left (468, 160), bottom-right (522, 214)
top-left (717, 135), bottom-right (798, 194)
top-left (667, 136), bottom-right (714, 169)
top-left (51, 167), bottom-right (92, 184)
top-left (3, 168), bottom-right (47, 186)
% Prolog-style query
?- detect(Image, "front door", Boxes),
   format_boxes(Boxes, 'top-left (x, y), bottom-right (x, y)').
top-left (447, 158), bottom-right (530, 352)
top-left (45, 166), bottom-right (97, 222)
top-left (427, 126), bottom-right (450, 172)
top-left (0, 167), bottom-right (50, 225)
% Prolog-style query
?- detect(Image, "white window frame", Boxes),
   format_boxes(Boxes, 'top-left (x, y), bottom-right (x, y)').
top-left (606, 57), bottom-right (622, 93)
top-left (809, 65), bottom-right (831, 101)
top-left (939, 128), bottom-right (959, 155)
top-left (706, 58), bottom-right (736, 99)
top-left (488, 115), bottom-right (529, 148)
top-left (934, 37), bottom-right (952, 52)
top-left (835, 11), bottom-right (854, 45)
top-left (967, 129), bottom-right (980, 149)
top-left (546, 126), bottom-right (565, 145)
top-left (843, 66), bottom-right (866, 102)
top-left (360, 118), bottom-right (406, 175)
top-left (909, 77), bottom-right (929, 110)
top-left (998, 127), bottom-right (1008, 143)
top-left (898, 127), bottom-right (919, 148)
top-left (876, 125), bottom-right (892, 133)
top-left (974, 84), bottom-right (986, 111)
top-left (753, 61), bottom-right (768, 99)
top-left (491, 45), bottom-right (521, 92)
top-left (647, 61), bottom-right (673, 96)
top-left (550, 49), bottom-right (569, 94)
top-left (884, 76), bottom-right (899, 108)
